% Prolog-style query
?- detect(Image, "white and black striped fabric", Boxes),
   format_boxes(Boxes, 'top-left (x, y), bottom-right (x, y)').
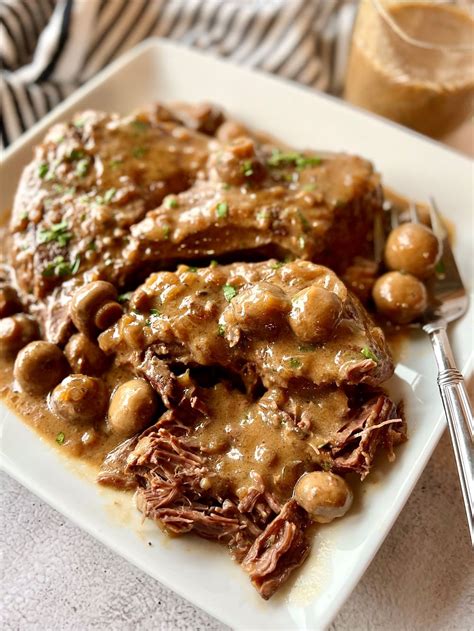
top-left (1, 0), bottom-right (356, 148)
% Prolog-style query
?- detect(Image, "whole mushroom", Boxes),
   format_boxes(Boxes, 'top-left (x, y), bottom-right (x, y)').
top-left (14, 341), bottom-right (69, 395)
top-left (0, 314), bottom-right (39, 356)
top-left (108, 379), bottom-right (158, 436)
top-left (70, 281), bottom-right (122, 338)
top-left (50, 374), bottom-right (109, 425)
top-left (294, 471), bottom-right (353, 523)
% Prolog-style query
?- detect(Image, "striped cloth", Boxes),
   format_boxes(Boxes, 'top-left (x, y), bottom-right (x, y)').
top-left (1, 0), bottom-right (356, 148)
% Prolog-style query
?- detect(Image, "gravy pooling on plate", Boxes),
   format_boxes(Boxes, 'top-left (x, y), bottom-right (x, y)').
top-left (1, 101), bottom-right (413, 599)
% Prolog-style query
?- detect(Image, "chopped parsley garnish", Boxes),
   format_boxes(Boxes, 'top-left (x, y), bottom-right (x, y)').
top-left (216, 202), bottom-right (228, 218)
top-left (210, 259), bottom-right (218, 268)
top-left (187, 266), bottom-right (198, 272)
top-left (301, 183), bottom-right (316, 191)
top-left (435, 260), bottom-right (445, 275)
top-left (133, 146), bottom-right (146, 158)
top-left (68, 149), bottom-right (85, 161)
top-left (110, 159), bottom-right (123, 169)
top-left (298, 343), bottom-right (315, 352)
top-left (221, 183), bottom-right (231, 190)
top-left (73, 119), bottom-right (85, 128)
top-left (361, 346), bottom-right (378, 362)
top-left (270, 261), bottom-right (284, 269)
top-left (103, 188), bottom-right (116, 203)
top-left (165, 197), bottom-right (178, 209)
top-left (298, 210), bottom-right (310, 230)
top-left (75, 158), bottom-right (90, 177)
top-left (130, 120), bottom-right (149, 132)
top-left (217, 323), bottom-right (226, 337)
top-left (223, 283), bottom-right (237, 302)
top-left (56, 432), bottom-right (65, 445)
top-left (162, 225), bottom-right (170, 240)
top-left (242, 160), bottom-right (254, 177)
top-left (38, 221), bottom-right (72, 247)
top-left (21, 211), bottom-right (29, 221)
top-left (256, 209), bottom-right (270, 221)
top-left (87, 240), bottom-right (97, 251)
top-left (118, 292), bottom-right (132, 303)
top-left (145, 308), bottom-right (161, 326)
top-left (321, 460), bottom-right (332, 471)
top-left (288, 358), bottom-right (301, 369)
top-left (43, 255), bottom-right (80, 277)
top-left (38, 162), bottom-right (49, 179)
top-left (267, 150), bottom-right (321, 169)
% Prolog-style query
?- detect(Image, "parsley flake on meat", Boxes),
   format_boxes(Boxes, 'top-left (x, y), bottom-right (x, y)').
top-left (216, 202), bottom-right (228, 218)
top-left (38, 221), bottom-right (72, 247)
top-left (223, 283), bottom-right (237, 302)
top-left (361, 346), bottom-right (378, 362)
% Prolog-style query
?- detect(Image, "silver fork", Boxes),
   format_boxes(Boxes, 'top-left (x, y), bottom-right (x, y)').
top-left (385, 199), bottom-right (474, 546)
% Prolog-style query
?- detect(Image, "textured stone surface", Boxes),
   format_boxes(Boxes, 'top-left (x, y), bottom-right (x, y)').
top-left (2, 430), bottom-right (473, 631)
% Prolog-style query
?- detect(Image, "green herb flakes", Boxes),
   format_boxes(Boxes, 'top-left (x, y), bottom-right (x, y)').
top-left (216, 202), bottom-right (228, 218)
top-left (75, 158), bottom-right (90, 177)
top-left (68, 149), bottom-right (85, 161)
top-left (256, 209), bottom-right (270, 221)
top-left (133, 146), bottom-right (146, 158)
top-left (361, 346), bottom-right (378, 363)
top-left (223, 284), bottom-right (237, 302)
top-left (103, 188), bottom-right (116, 203)
top-left (165, 197), bottom-right (178, 209)
top-left (298, 210), bottom-right (310, 230)
top-left (56, 432), bottom-right (65, 445)
top-left (435, 260), bottom-right (446, 275)
top-left (210, 259), bottom-right (218, 268)
top-left (87, 240), bottom-right (97, 251)
top-left (242, 160), bottom-right (254, 177)
top-left (187, 266), bottom-right (198, 272)
top-left (131, 120), bottom-right (149, 132)
top-left (43, 255), bottom-right (80, 278)
top-left (38, 221), bottom-right (72, 247)
top-left (217, 323), bottom-right (226, 337)
top-left (162, 225), bottom-right (170, 240)
top-left (301, 183), bottom-right (316, 192)
top-left (298, 343), bottom-right (315, 352)
top-left (38, 162), bottom-right (49, 179)
top-left (267, 150), bottom-right (321, 170)
top-left (288, 358), bottom-right (301, 369)
top-left (118, 292), bottom-right (132, 303)
top-left (270, 261), bottom-right (284, 270)
top-left (110, 159), bottom-right (124, 169)
top-left (149, 308), bottom-right (160, 316)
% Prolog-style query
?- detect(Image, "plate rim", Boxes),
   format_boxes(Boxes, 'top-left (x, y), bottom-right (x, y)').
top-left (1, 36), bottom-right (472, 630)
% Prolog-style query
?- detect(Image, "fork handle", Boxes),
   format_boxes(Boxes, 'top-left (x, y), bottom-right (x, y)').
top-left (426, 323), bottom-right (474, 547)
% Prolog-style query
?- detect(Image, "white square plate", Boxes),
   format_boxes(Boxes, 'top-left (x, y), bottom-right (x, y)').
top-left (1, 39), bottom-right (473, 630)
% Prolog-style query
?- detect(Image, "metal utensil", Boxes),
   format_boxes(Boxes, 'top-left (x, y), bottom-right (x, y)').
top-left (383, 198), bottom-right (474, 546)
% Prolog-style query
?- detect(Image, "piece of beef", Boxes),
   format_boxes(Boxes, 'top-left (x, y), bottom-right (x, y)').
top-left (97, 378), bottom-right (403, 598)
top-left (125, 146), bottom-right (381, 273)
top-left (330, 394), bottom-right (406, 478)
top-left (99, 259), bottom-right (393, 391)
top-left (241, 500), bottom-right (311, 600)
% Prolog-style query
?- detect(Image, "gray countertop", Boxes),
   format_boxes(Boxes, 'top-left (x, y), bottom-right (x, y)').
top-left (2, 430), bottom-right (473, 631)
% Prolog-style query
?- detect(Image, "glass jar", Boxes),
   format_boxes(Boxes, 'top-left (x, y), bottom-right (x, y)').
top-left (344, 0), bottom-right (474, 138)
